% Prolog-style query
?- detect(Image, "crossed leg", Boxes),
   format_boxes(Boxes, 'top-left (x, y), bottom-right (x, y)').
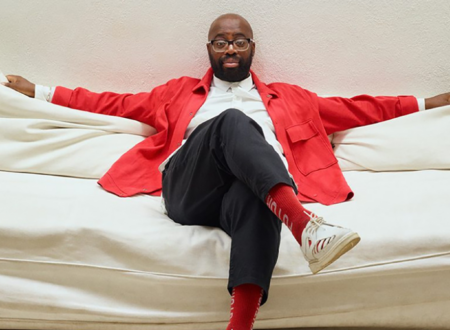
top-left (162, 109), bottom-right (293, 303)
top-left (162, 108), bottom-right (359, 329)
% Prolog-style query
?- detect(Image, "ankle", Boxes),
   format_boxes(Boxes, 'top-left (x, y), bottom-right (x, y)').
top-left (226, 284), bottom-right (263, 330)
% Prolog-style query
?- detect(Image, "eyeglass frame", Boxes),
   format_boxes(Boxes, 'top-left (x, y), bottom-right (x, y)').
top-left (207, 38), bottom-right (254, 52)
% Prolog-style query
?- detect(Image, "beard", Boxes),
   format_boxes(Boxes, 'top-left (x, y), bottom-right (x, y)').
top-left (208, 53), bottom-right (253, 82)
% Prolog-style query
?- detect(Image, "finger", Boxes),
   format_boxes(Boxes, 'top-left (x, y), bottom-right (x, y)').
top-left (2, 81), bottom-right (18, 90)
top-left (5, 75), bottom-right (15, 83)
top-left (5, 75), bottom-right (20, 83)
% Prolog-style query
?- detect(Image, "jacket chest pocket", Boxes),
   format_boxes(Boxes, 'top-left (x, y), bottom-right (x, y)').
top-left (286, 121), bottom-right (337, 176)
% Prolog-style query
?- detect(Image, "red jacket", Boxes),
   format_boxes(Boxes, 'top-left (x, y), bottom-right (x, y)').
top-left (52, 68), bottom-right (418, 205)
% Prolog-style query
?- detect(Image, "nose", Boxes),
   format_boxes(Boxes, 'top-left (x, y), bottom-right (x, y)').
top-left (225, 43), bottom-right (237, 55)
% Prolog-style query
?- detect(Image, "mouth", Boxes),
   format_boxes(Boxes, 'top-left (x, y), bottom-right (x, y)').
top-left (222, 57), bottom-right (240, 68)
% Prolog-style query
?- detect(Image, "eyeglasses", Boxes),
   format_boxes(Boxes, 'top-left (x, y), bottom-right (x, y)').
top-left (208, 38), bottom-right (253, 52)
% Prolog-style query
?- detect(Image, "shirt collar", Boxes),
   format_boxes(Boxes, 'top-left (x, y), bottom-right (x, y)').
top-left (212, 73), bottom-right (255, 93)
top-left (193, 68), bottom-right (279, 100)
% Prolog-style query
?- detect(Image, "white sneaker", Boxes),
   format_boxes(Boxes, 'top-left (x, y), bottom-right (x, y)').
top-left (301, 212), bottom-right (360, 274)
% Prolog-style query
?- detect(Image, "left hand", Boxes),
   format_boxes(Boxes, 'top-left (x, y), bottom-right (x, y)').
top-left (2, 75), bottom-right (36, 98)
top-left (425, 92), bottom-right (450, 110)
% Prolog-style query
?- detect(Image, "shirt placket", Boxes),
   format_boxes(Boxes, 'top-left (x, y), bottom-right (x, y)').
top-left (230, 86), bottom-right (243, 110)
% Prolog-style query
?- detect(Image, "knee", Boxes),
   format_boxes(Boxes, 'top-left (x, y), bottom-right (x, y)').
top-left (218, 108), bottom-right (248, 122)
top-left (216, 109), bottom-right (264, 136)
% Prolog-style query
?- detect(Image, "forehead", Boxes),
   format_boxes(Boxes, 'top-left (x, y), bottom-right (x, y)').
top-left (208, 17), bottom-right (252, 39)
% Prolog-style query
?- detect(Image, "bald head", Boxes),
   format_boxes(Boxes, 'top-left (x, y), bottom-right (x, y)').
top-left (208, 13), bottom-right (253, 40)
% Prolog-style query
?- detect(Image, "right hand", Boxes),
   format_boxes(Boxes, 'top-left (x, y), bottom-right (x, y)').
top-left (1, 75), bottom-right (35, 98)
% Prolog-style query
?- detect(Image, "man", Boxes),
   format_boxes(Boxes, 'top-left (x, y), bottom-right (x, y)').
top-left (3, 13), bottom-right (450, 330)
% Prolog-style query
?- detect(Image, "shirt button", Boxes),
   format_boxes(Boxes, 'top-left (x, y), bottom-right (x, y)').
top-left (267, 94), bottom-right (272, 98)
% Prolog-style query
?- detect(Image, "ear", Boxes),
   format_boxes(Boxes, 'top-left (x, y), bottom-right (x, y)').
top-left (251, 41), bottom-right (256, 57)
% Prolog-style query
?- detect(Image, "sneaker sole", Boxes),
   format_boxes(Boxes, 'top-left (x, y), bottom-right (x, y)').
top-left (309, 232), bottom-right (361, 274)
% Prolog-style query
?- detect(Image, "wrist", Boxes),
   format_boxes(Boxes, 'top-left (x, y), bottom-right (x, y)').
top-left (424, 97), bottom-right (432, 110)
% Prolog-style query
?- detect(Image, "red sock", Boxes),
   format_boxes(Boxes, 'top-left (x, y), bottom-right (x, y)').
top-left (265, 183), bottom-right (313, 245)
top-left (226, 284), bottom-right (263, 330)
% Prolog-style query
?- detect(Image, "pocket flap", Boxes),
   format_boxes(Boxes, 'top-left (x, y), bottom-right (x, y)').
top-left (286, 121), bottom-right (318, 143)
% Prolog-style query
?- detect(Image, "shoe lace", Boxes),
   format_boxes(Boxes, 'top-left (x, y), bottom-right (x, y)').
top-left (304, 211), bottom-right (326, 233)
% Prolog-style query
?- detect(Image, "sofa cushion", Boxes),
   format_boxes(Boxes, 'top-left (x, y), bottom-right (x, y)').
top-left (0, 85), bottom-right (155, 179)
top-left (333, 105), bottom-right (450, 171)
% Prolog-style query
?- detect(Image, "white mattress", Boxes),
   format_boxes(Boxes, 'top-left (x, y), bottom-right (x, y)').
top-left (1, 169), bottom-right (449, 330)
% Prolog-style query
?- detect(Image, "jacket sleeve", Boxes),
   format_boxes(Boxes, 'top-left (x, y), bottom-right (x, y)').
top-left (51, 83), bottom-right (170, 127)
top-left (318, 94), bottom-right (419, 135)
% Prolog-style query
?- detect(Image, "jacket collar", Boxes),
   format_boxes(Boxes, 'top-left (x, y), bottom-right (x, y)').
top-left (250, 70), bottom-right (279, 99)
top-left (192, 68), bottom-right (214, 94)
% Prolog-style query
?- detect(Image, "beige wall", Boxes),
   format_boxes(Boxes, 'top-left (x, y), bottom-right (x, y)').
top-left (1, 0), bottom-right (449, 97)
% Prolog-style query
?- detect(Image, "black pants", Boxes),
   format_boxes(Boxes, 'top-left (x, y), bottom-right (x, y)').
top-left (162, 109), bottom-right (296, 305)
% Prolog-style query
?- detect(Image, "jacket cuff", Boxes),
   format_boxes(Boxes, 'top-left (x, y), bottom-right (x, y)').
top-left (51, 86), bottom-right (73, 107)
top-left (398, 95), bottom-right (420, 116)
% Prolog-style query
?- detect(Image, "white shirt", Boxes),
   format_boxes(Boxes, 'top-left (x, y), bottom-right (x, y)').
top-left (179, 74), bottom-right (288, 169)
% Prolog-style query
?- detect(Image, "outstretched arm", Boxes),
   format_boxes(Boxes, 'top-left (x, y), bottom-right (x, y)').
top-left (318, 94), bottom-right (419, 135)
top-left (318, 90), bottom-right (450, 135)
top-left (1, 74), bottom-right (165, 127)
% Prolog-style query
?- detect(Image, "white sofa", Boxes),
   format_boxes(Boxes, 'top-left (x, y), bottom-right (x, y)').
top-left (0, 83), bottom-right (449, 330)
